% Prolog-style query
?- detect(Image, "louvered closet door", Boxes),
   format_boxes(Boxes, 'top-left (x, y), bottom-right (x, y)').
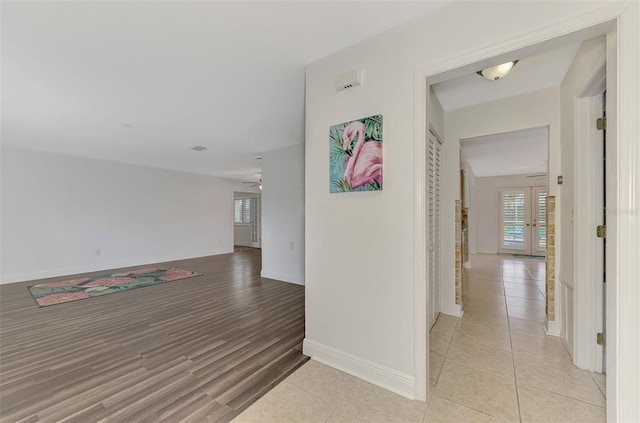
top-left (427, 132), bottom-right (441, 326)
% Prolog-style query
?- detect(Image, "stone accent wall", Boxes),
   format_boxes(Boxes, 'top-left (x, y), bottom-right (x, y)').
top-left (545, 196), bottom-right (556, 321)
top-left (455, 200), bottom-right (462, 305)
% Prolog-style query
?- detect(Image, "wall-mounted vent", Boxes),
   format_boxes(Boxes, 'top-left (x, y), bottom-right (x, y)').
top-left (336, 69), bottom-right (362, 92)
top-left (191, 145), bottom-right (207, 151)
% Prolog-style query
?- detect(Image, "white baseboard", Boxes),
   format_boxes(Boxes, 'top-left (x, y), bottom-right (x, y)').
top-left (302, 339), bottom-right (415, 400)
top-left (0, 249), bottom-right (232, 284)
top-left (261, 270), bottom-right (304, 285)
top-left (440, 302), bottom-right (463, 317)
top-left (546, 319), bottom-right (562, 337)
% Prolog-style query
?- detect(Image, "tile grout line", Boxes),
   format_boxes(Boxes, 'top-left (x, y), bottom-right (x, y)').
top-left (515, 380), bottom-right (607, 409)
top-left (424, 313), bottom-right (462, 423)
top-left (321, 376), bottom-right (360, 422)
top-left (433, 262), bottom-right (516, 422)
top-left (321, 405), bottom-right (339, 423)
top-left (503, 272), bottom-right (524, 423)
top-left (589, 372), bottom-right (607, 399)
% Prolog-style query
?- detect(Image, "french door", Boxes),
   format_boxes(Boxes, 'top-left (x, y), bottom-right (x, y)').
top-left (498, 187), bottom-right (547, 256)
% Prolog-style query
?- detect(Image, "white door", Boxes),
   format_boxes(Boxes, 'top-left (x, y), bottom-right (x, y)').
top-left (249, 195), bottom-right (261, 248)
top-left (499, 187), bottom-right (546, 256)
top-left (427, 132), bottom-right (442, 326)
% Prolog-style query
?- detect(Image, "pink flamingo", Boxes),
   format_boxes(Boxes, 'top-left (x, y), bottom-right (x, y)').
top-left (342, 121), bottom-right (382, 189)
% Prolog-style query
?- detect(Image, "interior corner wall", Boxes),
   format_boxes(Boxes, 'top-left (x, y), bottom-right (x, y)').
top-left (429, 87), bottom-right (445, 140)
top-left (0, 146), bottom-right (242, 284)
top-left (261, 144), bottom-right (305, 285)
top-left (461, 162), bottom-right (477, 253)
top-left (558, 35), bottom-right (606, 361)
top-left (473, 174), bottom-right (549, 254)
top-left (304, 0), bottom-right (609, 398)
top-left (559, 36), bottom-right (606, 287)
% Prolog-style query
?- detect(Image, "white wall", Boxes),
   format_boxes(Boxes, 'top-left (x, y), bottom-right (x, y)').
top-left (445, 87), bottom-right (559, 315)
top-left (0, 146), bottom-right (246, 283)
top-left (429, 87), bottom-right (445, 140)
top-left (558, 36), bottom-right (606, 366)
top-left (304, 0), bottom-right (637, 406)
top-left (261, 144), bottom-right (305, 285)
top-left (472, 174), bottom-right (549, 254)
top-left (559, 36), bottom-right (606, 286)
top-left (461, 161), bottom-right (476, 251)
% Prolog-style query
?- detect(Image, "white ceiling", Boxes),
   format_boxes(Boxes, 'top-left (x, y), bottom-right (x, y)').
top-left (1, 1), bottom-right (450, 181)
top-left (432, 41), bottom-right (582, 111)
top-left (435, 36), bottom-right (592, 179)
top-left (461, 127), bottom-right (548, 178)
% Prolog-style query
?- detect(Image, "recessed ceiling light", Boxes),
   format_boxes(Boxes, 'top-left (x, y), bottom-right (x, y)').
top-left (477, 60), bottom-right (519, 81)
top-left (191, 145), bottom-right (207, 151)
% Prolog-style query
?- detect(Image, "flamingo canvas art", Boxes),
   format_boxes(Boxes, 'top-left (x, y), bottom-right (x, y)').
top-left (329, 115), bottom-right (383, 193)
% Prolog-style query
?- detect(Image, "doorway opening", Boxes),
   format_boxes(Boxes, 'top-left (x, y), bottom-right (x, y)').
top-left (498, 186), bottom-right (548, 257)
top-left (233, 192), bottom-right (261, 250)
top-left (418, 15), bottom-right (619, 407)
top-left (458, 131), bottom-right (549, 321)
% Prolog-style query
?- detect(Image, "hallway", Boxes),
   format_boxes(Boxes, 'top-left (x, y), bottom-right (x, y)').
top-left (234, 254), bottom-right (606, 422)
top-left (428, 254), bottom-right (605, 422)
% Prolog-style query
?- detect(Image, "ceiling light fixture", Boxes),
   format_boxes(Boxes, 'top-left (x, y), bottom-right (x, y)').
top-left (477, 60), bottom-right (519, 81)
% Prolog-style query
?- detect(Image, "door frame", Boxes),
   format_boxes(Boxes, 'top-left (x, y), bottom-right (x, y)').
top-left (573, 53), bottom-right (606, 372)
top-left (414, 4), bottom-right (638, 418)
top-left (233, 192), bottom-right (262, 249)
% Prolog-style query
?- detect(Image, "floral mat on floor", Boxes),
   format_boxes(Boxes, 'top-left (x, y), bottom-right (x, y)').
top-left (28, 267), bottom-right (202, 307)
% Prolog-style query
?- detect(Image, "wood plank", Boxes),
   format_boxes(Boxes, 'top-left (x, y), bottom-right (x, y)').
top-left (0, 249), bottom-right (307, 422)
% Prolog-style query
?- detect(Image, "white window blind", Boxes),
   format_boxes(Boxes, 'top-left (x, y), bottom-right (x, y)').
top-left (243, 199), bottom-right (251, 223)
top-left (537, 193), bottom-right (547, 248)
top-left (234, 200), bottom-right (243, 223)
top-left (502, 193), bottom-right (525, 247)
top-left (234, 199), bottom-right (252, 224)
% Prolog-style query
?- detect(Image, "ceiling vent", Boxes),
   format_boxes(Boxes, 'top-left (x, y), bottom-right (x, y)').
top-left (191, 145), bottom-right (207, 151)
top-left (336, 69), bottom-right (362, 92)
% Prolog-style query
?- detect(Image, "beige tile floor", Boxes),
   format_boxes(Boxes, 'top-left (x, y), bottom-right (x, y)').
top-left (233, 254), bottom-right (606, 423)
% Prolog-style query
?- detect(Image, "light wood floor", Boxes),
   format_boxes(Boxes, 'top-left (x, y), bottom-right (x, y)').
top-left (0, 249), bottom-right (307, 422)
